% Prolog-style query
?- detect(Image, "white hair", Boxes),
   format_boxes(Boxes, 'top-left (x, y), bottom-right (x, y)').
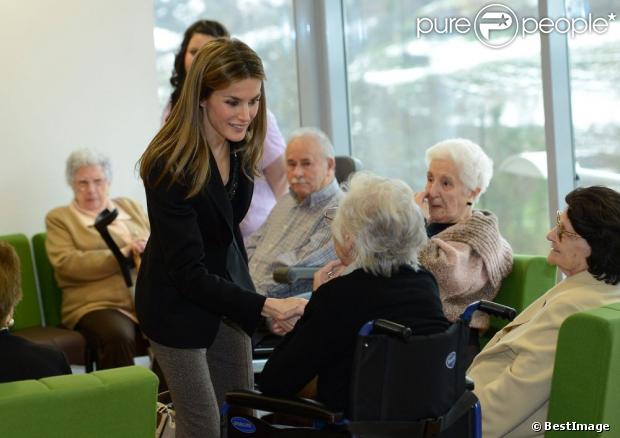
top-left (287, 127), bottom-right (335, 158)
top-left (332, 171), bottom-right (427, 277)
top-left (65, 149), bottom-right (112, 186)
top-left (425, 138), bottom-right (493, 200)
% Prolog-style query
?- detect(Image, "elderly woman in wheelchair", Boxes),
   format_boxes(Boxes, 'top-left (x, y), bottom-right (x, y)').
top-left (224, 171), bottom-right (516, 438)
top-left (259, 171), bottom-right (449, 413)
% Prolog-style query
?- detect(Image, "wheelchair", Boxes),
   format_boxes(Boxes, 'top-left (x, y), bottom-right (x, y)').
top-left (224, 300), bottom-right (516, 438)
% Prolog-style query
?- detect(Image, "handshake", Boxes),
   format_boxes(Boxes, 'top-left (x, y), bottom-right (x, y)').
top-left (261, 297), bottom-right (309, 336)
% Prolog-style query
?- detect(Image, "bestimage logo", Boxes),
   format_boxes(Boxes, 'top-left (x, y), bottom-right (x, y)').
top-left (416, 3), bottom-right (616, 48)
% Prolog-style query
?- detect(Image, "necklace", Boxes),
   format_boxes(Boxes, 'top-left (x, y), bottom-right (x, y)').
top-left (227, 152), bottom-right (239, 200)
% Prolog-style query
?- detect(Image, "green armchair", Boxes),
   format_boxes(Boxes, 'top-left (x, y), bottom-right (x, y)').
top-left (0, 365), bottom-right (158, 438)
top-left (546, 302), bottom-right (620, 437)
top-left (482, 254), bottom-right (557, 345)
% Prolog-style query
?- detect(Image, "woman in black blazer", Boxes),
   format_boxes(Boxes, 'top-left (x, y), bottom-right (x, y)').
top-left (0, 241), bottom-right (71, 383)
top-left (136, 38), bottom-right (306, 438)
top-left (260, 172), bottom-right (450, 413)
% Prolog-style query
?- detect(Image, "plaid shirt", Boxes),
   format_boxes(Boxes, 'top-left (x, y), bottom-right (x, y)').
top-left (246, 179), bottom-right (343, 298)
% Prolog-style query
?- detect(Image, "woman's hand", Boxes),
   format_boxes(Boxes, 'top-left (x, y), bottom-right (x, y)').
top-left (130, 239), bottom-right (147, 255)
top-left (414, 190), bottom-right (430, 220)
top-left (269, 316), bottom-right (300, 336)
top-left (122, 239), bottom-right (147, 258)
top-left (262, 297), bottom-right (308, 322)
top-left (313, 260), bottom-right (346, 290)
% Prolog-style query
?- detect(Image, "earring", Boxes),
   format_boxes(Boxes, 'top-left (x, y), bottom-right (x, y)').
top-left (8, 318), bottom-right (14, 327)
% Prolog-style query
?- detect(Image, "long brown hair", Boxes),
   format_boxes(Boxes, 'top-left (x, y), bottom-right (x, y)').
top-left (140, 38), bottom-right (266, 198)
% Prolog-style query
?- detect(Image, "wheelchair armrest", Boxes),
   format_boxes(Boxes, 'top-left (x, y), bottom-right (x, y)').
top-left (225, 389), bottom-right (343, 424)
top-left (372, 319), bottom-right (413, 341)
top-left (465, 376), bottom-right (474, 390)
top-left (461, 300), bottom-right (516, 323)
top-left (478, 300), bottom-right (517, 320)
top-left (273, 267), bottom-right (319, 284)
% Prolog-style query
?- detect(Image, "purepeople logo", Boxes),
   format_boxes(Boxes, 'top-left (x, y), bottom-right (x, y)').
top-left (416, 3), bottom-right (617, 48)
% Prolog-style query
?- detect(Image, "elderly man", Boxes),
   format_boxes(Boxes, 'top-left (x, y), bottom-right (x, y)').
top-left (247, 127), bottom-right (343, 298)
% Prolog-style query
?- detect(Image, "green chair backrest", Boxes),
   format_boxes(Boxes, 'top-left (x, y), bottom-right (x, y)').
top-left (546, 302), bottom-right (620, 437)
top-left (32, 232), bottom-right (63, 327)
top-left (485, 254), bottom-right (557, 344)
top-left (0, 234), bottom-right (43, 330)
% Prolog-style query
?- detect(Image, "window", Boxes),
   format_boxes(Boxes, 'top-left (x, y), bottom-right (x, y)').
top-left (569, 0), bottom-right (620, 191)
top-left (343, 0), bottom-right (551, 254)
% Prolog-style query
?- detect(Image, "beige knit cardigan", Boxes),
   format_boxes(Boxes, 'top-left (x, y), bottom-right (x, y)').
top-left (45, 197), bottom-right (150, 329)
top-left (418, 210), bottom-right (513, 330)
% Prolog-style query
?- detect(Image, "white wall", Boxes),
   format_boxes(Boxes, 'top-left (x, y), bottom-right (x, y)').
top-left (0, 0), bottom-right (159, 236)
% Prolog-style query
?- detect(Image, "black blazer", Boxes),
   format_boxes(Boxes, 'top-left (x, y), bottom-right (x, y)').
top-left (259, 266), bottom-right (450, 413)
top-left (136, 153), bottom-right (266, 348)
top-left (0, 330), bottom-right (72, 383)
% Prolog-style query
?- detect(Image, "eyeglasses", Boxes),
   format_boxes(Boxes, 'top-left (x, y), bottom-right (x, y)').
top-left (324, 206), bottom-right (338, 221)
top-left (555, 210), bottom-right (581, 242)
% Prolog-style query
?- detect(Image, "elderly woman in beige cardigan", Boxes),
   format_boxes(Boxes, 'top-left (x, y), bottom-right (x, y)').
top-left (415, 138), bottom-right (513, 364)
top-left (46, 149), bottom-right (149, 369)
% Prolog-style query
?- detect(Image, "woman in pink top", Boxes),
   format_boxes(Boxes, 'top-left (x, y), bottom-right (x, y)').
top-left (164, 19), bottom-right (288, 238)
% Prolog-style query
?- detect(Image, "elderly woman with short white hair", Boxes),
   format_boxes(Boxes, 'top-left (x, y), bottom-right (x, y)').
top-left (415, 138), bottom-right (513, 363)
top-left (259, 171), bottom-right (450, 414)
top-left (45, 148), bottom-right (150, 370)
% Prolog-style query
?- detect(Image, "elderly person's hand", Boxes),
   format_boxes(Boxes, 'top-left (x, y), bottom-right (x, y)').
top-left (414, 191), bottom-right (430, 220)
top-left (269, 315), bottom-right (300, 336)
top-left (122, 238), bottom-right (147, 258)
top-left (264, 296), bottom-right (308, 335)
top-left (262, 296), bottom-right (308, 321)
top-left (313, 260), bottom-right (347, 290)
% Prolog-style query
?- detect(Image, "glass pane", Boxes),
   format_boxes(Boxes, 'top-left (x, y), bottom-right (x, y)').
top-left (153, 0), bottom-right (300, 136)
top-left (343, 0), bottom-right (550, 254)
top-left (568, 0), bottom-right (620, 191)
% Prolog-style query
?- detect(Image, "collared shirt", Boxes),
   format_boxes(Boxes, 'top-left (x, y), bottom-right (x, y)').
top-left (247, 178), bottom-right (343, 298)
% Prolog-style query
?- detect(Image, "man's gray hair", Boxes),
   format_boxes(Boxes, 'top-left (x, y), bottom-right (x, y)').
top-left (65, 148), bottom-right (112, 186)
top-left (287, 127), bottom-right (335, 158)
top-left (425, 138), bottom-right (493, 201)
top-left (332, 171), bottom-right (427, 277)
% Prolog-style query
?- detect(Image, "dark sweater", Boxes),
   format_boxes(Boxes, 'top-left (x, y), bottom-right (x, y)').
top-left (0, 330), bottom-right (71, 383)
top-left (259, 266), bottom-right (449, 413)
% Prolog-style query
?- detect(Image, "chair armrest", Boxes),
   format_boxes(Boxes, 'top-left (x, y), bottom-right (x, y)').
top-left (460, 300), bottom-right (516, 323)
top-left (465, 376), bottom-right (474, 390)
top-left (225, 389), bottom-right (343, 423)
top-left (273, 267), bottom-right (320, 284)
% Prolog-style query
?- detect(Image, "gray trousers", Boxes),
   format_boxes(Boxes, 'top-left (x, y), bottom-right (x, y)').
top-left (150, 319), bottom-right (253, 438)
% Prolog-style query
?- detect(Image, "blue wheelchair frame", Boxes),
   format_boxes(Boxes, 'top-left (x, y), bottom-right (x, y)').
top-left (223, 300), bottom-right (515, 438)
